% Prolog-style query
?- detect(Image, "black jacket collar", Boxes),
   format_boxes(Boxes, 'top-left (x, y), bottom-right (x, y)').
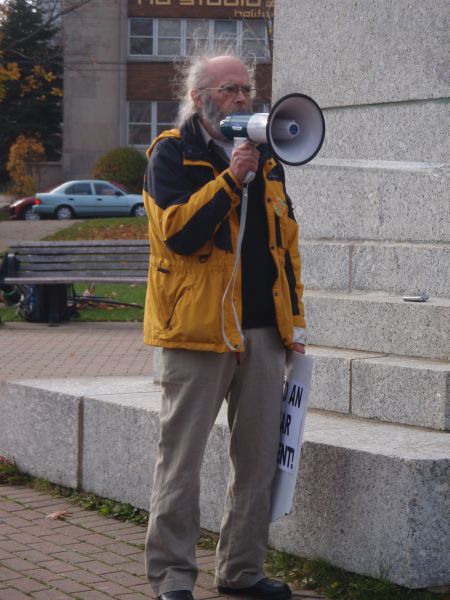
top-left (180, 115), bottom-right (210, 160)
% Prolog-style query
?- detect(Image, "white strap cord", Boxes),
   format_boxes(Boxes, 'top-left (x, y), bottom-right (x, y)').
top-left (220, 137), bottom-right (255, 352)
top-left (221, 183), bottom-right (249, 351)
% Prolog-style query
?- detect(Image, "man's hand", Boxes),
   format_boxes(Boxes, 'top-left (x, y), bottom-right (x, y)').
top-left (230, 141), bottom-right (260, 184)
top-left (291, 343), bottom-right (305, 354)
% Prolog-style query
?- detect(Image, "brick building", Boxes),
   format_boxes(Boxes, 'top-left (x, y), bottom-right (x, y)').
top-left (62, 0), bottom-right (274, 180)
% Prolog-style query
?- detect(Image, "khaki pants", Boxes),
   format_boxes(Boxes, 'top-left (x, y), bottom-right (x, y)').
top-left (145, 328), bottom-right (286, 596)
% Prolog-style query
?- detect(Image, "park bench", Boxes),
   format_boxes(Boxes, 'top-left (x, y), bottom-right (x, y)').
top-left (0, 240), bottom-right (149, 324)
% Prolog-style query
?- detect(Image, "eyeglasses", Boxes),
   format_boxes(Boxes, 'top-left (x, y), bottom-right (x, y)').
top-left (203, 84), bottom-right (254, 97)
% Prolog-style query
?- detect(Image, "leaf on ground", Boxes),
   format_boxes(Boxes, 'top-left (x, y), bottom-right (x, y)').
top-left (45, 510), bottom-right (71, 521)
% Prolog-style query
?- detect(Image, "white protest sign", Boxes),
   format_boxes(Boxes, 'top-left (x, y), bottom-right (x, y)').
top-left (278, 376), bottom-right (308, 472)
top-left (271, 351), bottom-right (314, 521)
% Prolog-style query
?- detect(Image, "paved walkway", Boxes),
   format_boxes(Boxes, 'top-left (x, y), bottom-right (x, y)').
top-left (0, 219), bottom-right (83, 253)
top-left (0, 322), bottom-right (153, 381)
top-left (0, 484), bottom-right (329, 600)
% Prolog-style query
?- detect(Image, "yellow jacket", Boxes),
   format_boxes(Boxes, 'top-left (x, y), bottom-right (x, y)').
top-left (143, 117), bottom-right (305, 352)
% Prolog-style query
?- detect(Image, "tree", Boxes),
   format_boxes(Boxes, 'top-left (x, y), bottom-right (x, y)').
top-left (7, 134), bottom-right (45, 196)
top-left (0, 0), bottom-right (62, 183)
top-left (93, 148), bottom-right (148, 194)
top-left (0, 0), bottom-right (92, 185)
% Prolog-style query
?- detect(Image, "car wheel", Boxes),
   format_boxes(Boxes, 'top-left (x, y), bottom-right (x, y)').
top-left (55, 206), bottom-right (74, 220)
top-left (132, 204), bottom-right (146, 217)
top-left (23, 207), bottom-right (41, 221)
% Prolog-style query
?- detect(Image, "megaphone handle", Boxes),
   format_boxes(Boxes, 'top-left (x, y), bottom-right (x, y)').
top-left (233, 137), bottom-right (255, 184)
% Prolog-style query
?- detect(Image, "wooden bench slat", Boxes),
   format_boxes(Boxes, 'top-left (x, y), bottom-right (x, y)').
top-left (17, 257), bottom-right (149, 267)
top-left (14, 267), bottom-right (148, 275)
top-left (13, 249), bottom-right (149, 258)
top-left (4, 276), bottom-right (148, 284)
top-left (9, 240), bottom-right (148, 248)
top-left (18, 262), bottom-right (148, 274)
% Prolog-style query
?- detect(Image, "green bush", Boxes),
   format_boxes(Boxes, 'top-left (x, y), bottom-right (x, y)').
top-left (92, 147), bottom-right (147, 193)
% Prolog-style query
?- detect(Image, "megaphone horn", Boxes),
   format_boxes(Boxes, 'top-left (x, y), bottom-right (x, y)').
top-left (219, 93), bottom-right (325, 166)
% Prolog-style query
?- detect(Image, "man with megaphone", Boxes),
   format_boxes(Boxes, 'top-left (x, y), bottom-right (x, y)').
top-left (143, 53), bottom-right (323, 600)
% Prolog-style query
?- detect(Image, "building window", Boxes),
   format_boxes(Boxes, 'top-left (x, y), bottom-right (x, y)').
top-left (129, 18), bottom-right (153, 55)
top-left (186, 19), bottom-right (209, 56)
top-left (129, 18), bottom-right (270, 59)
top-left (156, 101), bottom-right (178, 136)
top-left (128, 100), bottom-right (178, 146)
top-left (213, 20), bottom-right (237, 52)
top-left (242, 20), bottom-right (267, 58)
top-left (158, 19), bottom-right (181, 56)
top-left (129, 101), bottom-right (152, 145)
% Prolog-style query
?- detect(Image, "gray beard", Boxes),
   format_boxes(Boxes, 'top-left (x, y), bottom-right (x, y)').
top-left (200, 94), bottom-right (253, 141)
top-left (201, 94), bottom-right (226, 140)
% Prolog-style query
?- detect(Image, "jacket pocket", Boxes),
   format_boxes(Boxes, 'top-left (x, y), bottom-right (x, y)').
top-left (149, 260), bottom-right (193, 337)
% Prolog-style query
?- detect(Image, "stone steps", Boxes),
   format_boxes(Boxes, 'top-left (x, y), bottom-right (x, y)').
top-left (301, 240), bottom-right (450, 297)
top-left (1, 376), bottom-right (448, 589)
top-left (303, 290), bottom-right (450, 360)
top-left (308, 345), bottom-right (450, 430)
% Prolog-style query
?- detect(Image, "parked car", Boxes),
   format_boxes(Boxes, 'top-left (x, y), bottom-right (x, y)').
top-left (9, 195), bottom-right (41, 220)
top-left (32, 180), bottom-right (146, 220)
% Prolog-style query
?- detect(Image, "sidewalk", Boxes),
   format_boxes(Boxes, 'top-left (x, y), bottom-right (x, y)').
top-left (0, 218), bottom-right (83, 253)
top-left (0, 484), bottom-right (328, 600)
top-left (0, 321), bottom-right (153, 381)
top-left (0, 483), bottom-right (215, 600)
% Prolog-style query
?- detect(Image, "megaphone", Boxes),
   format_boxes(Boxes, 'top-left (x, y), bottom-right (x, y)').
top-left (219, 93), bottom-right (325, 167)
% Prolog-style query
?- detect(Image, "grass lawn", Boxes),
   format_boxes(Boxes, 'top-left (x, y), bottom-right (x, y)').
top-left (42, 216), bottom-right (149, 241)
top-left (0, 216), bottom-right (148, 323)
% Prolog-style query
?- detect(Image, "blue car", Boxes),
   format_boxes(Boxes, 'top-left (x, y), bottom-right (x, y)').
top-left (32, 180), bottom-right (146, 220)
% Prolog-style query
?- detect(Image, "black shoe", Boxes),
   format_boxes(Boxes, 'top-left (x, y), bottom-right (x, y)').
top-left (218, 578), bottom-right (292, 600)
top-left (158, 591), bottom-right (194, 600)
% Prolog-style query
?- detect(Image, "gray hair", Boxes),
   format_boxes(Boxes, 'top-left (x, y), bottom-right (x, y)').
top-left (174, 47), bottom-right (256, 129)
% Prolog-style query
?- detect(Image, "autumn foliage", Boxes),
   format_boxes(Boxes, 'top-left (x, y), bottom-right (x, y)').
top-left (0, 0), bottom-right (63, 183)
top-left (0, 57), bottom-right (20, 101)
top-left (6, 135), bottom-right (45, 196)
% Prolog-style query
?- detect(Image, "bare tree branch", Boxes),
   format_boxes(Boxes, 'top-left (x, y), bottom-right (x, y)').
top-left (2, 0), bottom-right (93, 54)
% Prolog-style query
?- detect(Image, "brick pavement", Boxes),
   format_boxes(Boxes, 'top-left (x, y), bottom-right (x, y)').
top-left (0, 322), bottom-right (153, 381)
top-left (0, 484), bottom-right (329, 600)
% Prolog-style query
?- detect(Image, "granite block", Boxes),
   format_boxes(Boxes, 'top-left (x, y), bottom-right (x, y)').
top-left (273, 0), bottom-right (450, 106)
top-left (351, 355), bottom-right (450, 430)
top-left (200, 410), bottom-right (229, 532)
top-left (318, 101), bottom-right (450, 163)
top-left (303, 290), bottom-right (450, 360)
top-left (0, 381), bottom-right (81, 488)
top-left (24, 376), bottom-right (154, 396)
top-left (302, 240), bottom-right (450, 297)
top-left (306, 346), bottom-right (383, 414)
top-left (300, 241), bottom-right (350, 290)
top-left (351, 242), bottom-right (450, 297)
top-left (153, 347), bottom-right (163, 385)
top-left (269, 411), bottom-right (450, 588)
top-left (81, 388), bottom-right (162, 510)
top-left (288, 162), bottom-right (450, 243)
